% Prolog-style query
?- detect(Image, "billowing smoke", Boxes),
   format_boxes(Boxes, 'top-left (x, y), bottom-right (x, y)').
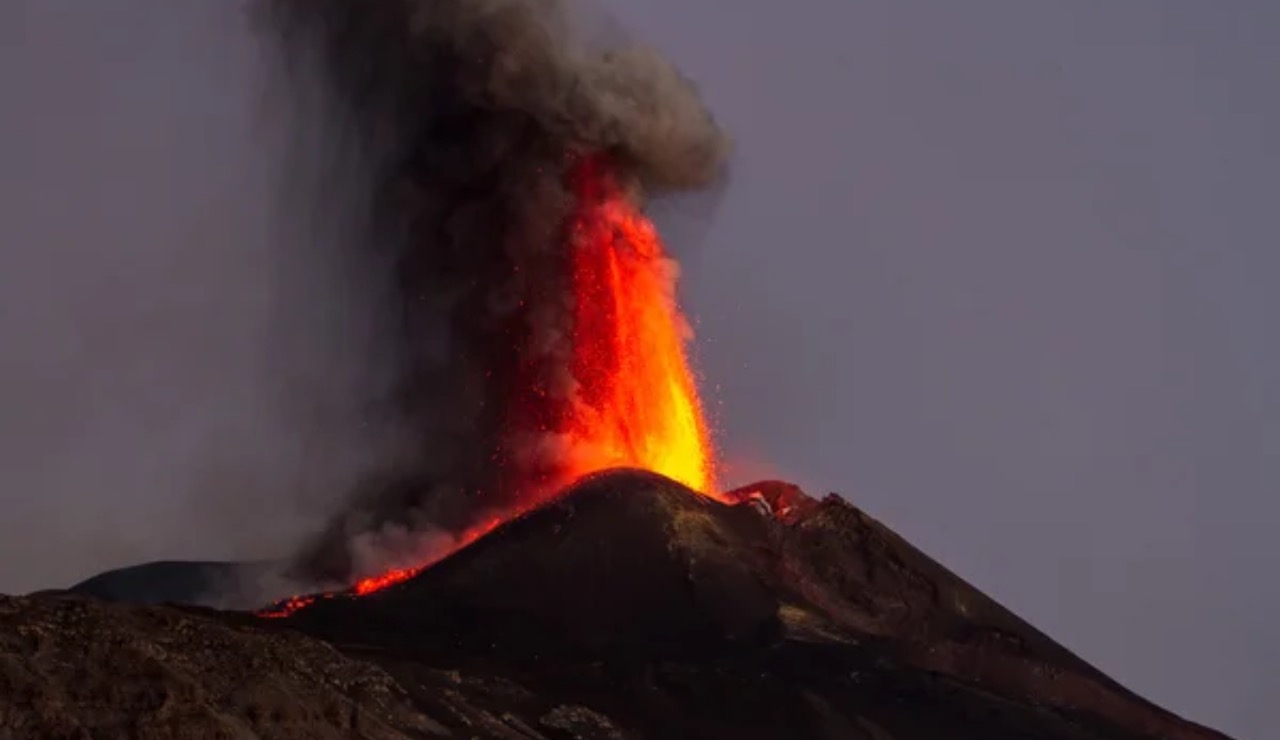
top-left (260, 0), bottom-right (729, 584)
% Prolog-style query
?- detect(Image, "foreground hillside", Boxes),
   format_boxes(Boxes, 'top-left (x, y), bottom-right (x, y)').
top-left (1, 471), bottom-right (1229, 739)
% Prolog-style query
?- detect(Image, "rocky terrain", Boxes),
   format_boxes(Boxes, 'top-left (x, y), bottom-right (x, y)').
top-left (0, 471), bottom-right (1231, 739)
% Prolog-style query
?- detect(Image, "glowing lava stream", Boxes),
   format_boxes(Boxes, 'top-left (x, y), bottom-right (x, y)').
top-left (259, 156), bottom-right (720, 617)
top-left (258, 516), bottom-right (506, 619)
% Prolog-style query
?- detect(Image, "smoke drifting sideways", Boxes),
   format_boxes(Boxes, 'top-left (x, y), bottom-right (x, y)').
top-left (258, 0), bottom-right (731, 590)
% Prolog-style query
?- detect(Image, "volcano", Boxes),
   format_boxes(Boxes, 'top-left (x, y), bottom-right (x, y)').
top-left (3, 5), bottom-right (1232, 737)
top-left (8, 470), bottom-right (1228, 739)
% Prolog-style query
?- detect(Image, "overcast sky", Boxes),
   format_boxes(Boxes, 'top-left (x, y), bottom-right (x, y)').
top-left (1, 2), bottom-right (1275, 738)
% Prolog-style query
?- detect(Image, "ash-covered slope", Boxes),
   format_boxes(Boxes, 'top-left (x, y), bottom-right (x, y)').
top-left (287, 470), bottom-right (1225, 740)
top-left (0, 594), bottom-right (433, 739)
top-left (4, 471), bottom-right (1229, 739)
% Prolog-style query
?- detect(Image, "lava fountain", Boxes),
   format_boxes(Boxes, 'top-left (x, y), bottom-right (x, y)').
top-left (260, 154), bottom-right (723, 616)
top-left (553, 155), bottom-right (719, 497)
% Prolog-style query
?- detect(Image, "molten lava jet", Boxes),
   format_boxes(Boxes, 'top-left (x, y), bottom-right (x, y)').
top-left (262, 156), bottom-right (723, 617)
top-left (554, 156), bottom-right (718, 496)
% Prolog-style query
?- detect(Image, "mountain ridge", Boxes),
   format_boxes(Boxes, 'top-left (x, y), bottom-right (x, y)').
top-left (3, 470), bottom-right (1228, 739)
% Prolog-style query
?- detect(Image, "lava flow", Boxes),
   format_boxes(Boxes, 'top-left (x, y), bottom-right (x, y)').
top-left (259, 515), bottom-right (506, 618)
top-left (260, 156), bottom-right (721, 617)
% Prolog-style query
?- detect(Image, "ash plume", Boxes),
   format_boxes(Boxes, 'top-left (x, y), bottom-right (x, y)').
top-left (259, 0), bottom-right (730, 584)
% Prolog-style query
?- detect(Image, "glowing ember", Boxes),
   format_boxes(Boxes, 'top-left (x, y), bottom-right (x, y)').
top-left (258, 594), bottom-right (321, 619)
top-left (556, 156), bottom-right (720, 496)
top-left (353, 567), bottom-right (418, 596)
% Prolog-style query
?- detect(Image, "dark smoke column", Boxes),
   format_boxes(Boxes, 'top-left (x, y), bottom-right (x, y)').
top-left (259, 0), bottom-right (729, 583)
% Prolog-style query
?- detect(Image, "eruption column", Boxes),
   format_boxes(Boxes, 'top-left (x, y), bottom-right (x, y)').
top-left (261, 0), bottom-right (732, 609)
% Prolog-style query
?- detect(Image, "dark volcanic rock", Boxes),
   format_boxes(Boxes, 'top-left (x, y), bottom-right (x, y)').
top-left (0, 594), bottom-right (435, 739)
top-left (2, 471), bottom-right (1230, 739)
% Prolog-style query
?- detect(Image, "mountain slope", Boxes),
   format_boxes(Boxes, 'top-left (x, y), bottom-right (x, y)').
top-left (7, 470), bottom-right (1229, 739)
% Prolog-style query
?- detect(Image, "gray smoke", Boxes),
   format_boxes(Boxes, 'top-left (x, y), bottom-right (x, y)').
top-left (260, 0), bottom-right (730, 585)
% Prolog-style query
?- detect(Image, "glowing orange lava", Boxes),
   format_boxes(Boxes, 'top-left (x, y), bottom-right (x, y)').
top-left (556, 156), bottom-right (719, 496)
top-left (258, 516), bottom-right (505, 618)
top-left (258, 155), bottom-right (722, 618)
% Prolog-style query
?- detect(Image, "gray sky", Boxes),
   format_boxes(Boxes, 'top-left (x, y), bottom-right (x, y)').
top-left (2, 2), bottom-right (1275, 738)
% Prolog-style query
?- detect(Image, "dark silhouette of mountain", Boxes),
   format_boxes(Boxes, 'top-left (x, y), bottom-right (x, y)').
top-left (69, 559), bottom-right (281, 608)
top-left (2, 470), bottom-right (1230, 739)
